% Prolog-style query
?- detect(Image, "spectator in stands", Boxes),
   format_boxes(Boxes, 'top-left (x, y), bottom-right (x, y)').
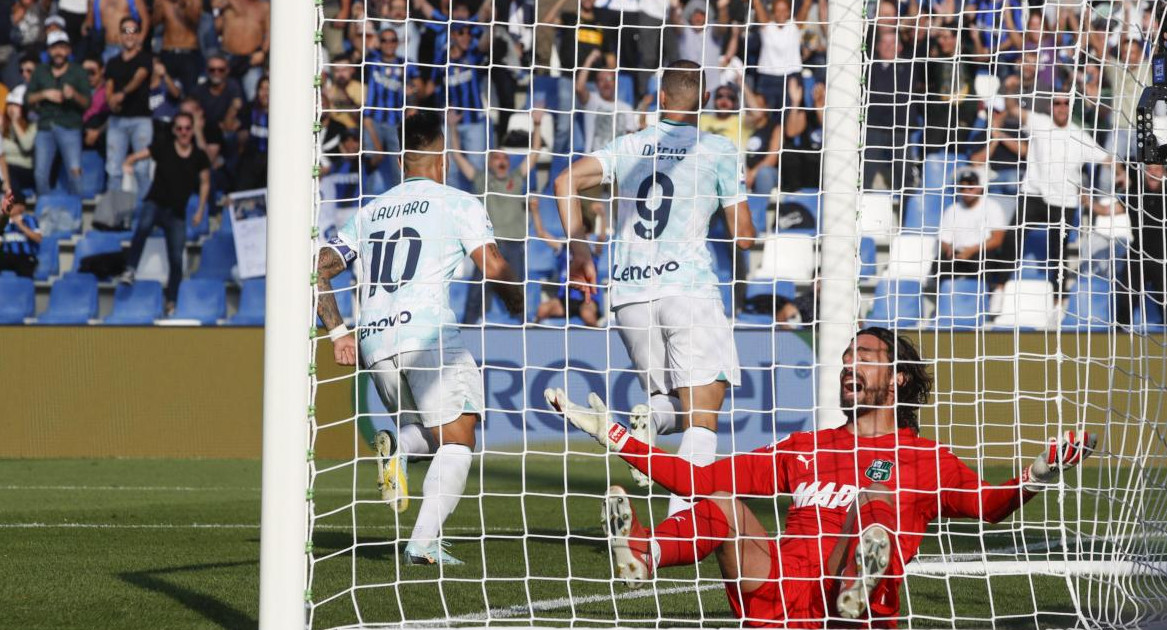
top-left (378, 0), bottom-right (418, 63)
top-left (17, 54), bottom-right (36, 87)
top-left (325, 52), bottom-right (364, 131)
top-left (58, 0), bottom-right (89, 60)
top-left (192, 53), bottom-right (244, 150)
top-left (936, 169), bottom-right (1008, 283)
top-left (1103, 37), bottom-right (1151, 173)
top-left (969, 74), bottom-right (1026, 196)
top-left (673, 0), bottom-right (721, 94)
top-left (700, 83), bottom-right (750, 150)
top-left (149, 55), bottom-right (183, 130)
top-left (119, 112), bottom-right (210, 313)
top-left (212, 0), bottom-right (269, 101)
top-left (781, 76), bottom-right (823, 191)
top-left (535, 247), bottom-right (601, 327)
top-left (541, 0), bottom-right (616, 153)
top-left (12, 0), bottom-right (47, 57)
top-left (105, 16), bottom-right (153, 196)
top-left (364, 28), bottom-right (405, 192)
top-left (2, 86), bottom-right (35, 194)
top-left (448, 109), bottom-right (545, 324)
top-left (575, 48), bottom-right (637, 153)
top-left (864, 28), bottom-right (910, 191)
top-left (435, 19), bottom-right (490, 191)
top-left (1014, 94), bottom-right (1121, 294)
top-left (87, 0), bottom-right (148, 63)
top-left (82, 55), bottom-right (110, 142)
top-left (914, 26), bottom-right (977, 158)
top-left (751, 0), bottom-right (803, 112)
top-left (179, 96), bottom-right (225, 192)
top-left (1017, 11), bottom-right (1056, 93)
top-left (153, 0), bottom-right (204, 95)
top-left (1118, 163), bottom-right (1166, 326)
top-left (236, 74), bottom-right (268, 190)
top-left (27, 31), bottom-right (90, 196)
top-left (0, 190), bottom-right (39, 277)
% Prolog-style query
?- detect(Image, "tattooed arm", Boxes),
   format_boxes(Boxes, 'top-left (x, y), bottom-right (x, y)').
top-left (317, 246), bottom-right (356, 365)
top-left (469, 242), bottom-right (524, 317)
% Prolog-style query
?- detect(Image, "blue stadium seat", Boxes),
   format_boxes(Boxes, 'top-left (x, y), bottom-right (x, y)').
top-left (616, 72), bottom-right (636, 106)
top-left (935, 277), bottom-right (985, 330)
top-left (171, 278), bottom-right (227, 324)
top-left (36, 193), bottom-right (83, 236)
top-left (37, 272), bottom-right (98, 324)
top-left (594, 242), bottom-right (610, 281)
top-left (736, 312), bottom-right (774, 325)
top-left (1061, 275), bottom-right (1112, 330)
top-left (866, 278), bottom-right (924, 329)
top-left (707, 241), bottom-right (735, 283)
top-left (80, 150), bottom-right (106, 200)
top-left (537, 195), bottom-right (565, 238)
top-left (747, 195), bottom-right (769, 234)
top-left (1021, 228), bottom-right (1049, 262)
top-left (186, 195), bottom-right (210, 242)
top-left (745, 279), bottom-right (796, 299)
top-left (104, 280), bottom-right (164, 324)
top-left (192, 232), bottom-right (237, 281)
top-left (778, 189), bottom-right (821, 234)
top-left (525, 280), bottom-right (543, 322)
top-left (901, 195), bottom-right (942, 234)
top-left (34, 235), bottom-right (61, 280)
top-left (859, 237), bottom-right (877, 279)
top-left (0, 273), bottom-right (35, 323)
top-left (526, 240), bottom-right (558, 280)
top-left (228, 278), bottom-right (266, 326)
top-left (72, 232), bottom-right (125, 275)
top-left (546, 155), bottom-right (570, 186)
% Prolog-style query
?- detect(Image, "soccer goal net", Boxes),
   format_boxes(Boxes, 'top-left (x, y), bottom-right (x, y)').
top-left (265, 0), bottom-right (1167, 626)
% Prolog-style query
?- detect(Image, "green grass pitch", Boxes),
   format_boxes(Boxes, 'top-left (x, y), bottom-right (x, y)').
top-left (0, 453), bottom-right (1102, 629)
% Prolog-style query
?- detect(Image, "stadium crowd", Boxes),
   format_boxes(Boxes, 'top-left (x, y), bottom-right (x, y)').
top-left (0, 0), bottom-right (1165, 328)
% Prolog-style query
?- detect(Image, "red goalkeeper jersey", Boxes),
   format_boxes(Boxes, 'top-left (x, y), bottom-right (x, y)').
top-left (616, 425), bottom-right (1035, 625)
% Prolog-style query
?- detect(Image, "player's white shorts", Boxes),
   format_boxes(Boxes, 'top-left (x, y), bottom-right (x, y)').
top-left (368, 348), bottom-right (484, 428)
top-left (613, 296), bottom-right (741, 394)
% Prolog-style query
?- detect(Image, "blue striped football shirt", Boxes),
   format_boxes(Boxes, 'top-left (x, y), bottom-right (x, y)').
top-left (2, 214), bottom-right (40, 256)
top-left (366, 53), bottom-right (406, 128)
top-left (433, 48), bottom-right (486, 124)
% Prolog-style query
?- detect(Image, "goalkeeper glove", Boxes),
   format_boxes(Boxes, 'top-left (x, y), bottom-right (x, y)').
top-left (544, 388), bottom-right (631, 451)
top-left (1023, 430), bottom-right (1100, 493)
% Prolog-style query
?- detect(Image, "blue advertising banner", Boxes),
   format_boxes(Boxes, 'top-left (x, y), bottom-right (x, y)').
top-left (358, 327), bottom-right (818, 453)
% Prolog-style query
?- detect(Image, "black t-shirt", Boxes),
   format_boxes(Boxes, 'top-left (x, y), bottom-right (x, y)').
top-left (193, 79), bottom-right (244, 129)
top-left (554, 9), bottom-right (615, 71)
top-left (146, 138), bottom-right (210, 210)
top-left (106, 49), bottom-right (153, 118)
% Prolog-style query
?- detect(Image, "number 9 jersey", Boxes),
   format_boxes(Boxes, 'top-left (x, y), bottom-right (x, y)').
top-left (592, 119), bottom-right (747, 308)
top-left (326, 177), bottom-right (496, 366)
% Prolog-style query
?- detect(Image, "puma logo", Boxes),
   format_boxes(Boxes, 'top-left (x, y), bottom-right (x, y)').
top-left (796, 455), bottom-right (812, 469)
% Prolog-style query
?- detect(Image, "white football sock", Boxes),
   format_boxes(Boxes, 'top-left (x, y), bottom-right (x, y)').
top-left (667, 426), bottom-right (717, 516)
top-left (397, 423), bottom-right (431, 457)
top-left (410, 443), bottom-right (473, 546)
top-left (650, 393), bottom-right (684, 435)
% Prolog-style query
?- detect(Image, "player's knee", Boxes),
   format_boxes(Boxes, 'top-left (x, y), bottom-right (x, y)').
top-left (435, 413), bottom-right (479, 449)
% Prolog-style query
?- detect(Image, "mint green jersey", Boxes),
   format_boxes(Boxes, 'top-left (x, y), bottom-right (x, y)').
top-left (328, 177), bottom-right (495, 365)
top-left (593, 119), bottom-right (747, 307)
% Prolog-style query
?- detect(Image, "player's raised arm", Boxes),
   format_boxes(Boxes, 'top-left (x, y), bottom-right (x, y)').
top-left (553, 155), bottom-right (605, 299)
top-left (316, 244), bottom-right (356, 366)
top-left (938, 431), bottom-right (1100, 523)
top-left (468, 242), bottom-right (524, 316)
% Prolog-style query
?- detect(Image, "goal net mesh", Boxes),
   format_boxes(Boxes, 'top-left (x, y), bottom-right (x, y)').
top-left (302, 0), bottom-right (1167, 626)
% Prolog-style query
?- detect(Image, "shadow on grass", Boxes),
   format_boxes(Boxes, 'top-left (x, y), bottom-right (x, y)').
top-left (118, 561), bottom-right (256, 629)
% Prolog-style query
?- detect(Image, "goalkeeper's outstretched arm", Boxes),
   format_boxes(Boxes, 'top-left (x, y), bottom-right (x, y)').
top-left (940, 431), bottom-right (1100, 523)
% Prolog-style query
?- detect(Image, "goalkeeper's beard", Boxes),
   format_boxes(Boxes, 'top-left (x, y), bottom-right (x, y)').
top-left (840, 377), bottom-right (889, 419)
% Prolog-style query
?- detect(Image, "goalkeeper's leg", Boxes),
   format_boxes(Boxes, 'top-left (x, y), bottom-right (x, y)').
top-left (831, 483), bottom-right (902, 623)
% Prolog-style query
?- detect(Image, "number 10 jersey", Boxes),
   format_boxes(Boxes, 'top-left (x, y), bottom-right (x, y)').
top-left (592, 119), bottom-right (747, 308)
top-left (329, 177), bottom-right (495, 365)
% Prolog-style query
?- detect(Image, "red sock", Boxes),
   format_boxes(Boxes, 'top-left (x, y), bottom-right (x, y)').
top-left (649, 498), bottom-right (731, 568)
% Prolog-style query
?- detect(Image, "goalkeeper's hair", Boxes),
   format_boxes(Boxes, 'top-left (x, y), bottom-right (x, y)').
top-left (661, 60), bottom-right (705, 113)
top-left (857, 326), bottom-right (932, 433)
top-left (402, 110), bottom-right (445, 171)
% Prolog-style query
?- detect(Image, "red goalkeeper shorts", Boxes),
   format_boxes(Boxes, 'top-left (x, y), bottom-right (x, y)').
top-left (723, 540), bottom-right (903, 629)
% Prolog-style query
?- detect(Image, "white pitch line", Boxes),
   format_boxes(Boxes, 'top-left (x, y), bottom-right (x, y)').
top-left (0, 522), bottom-right (528, 533)
top-left (0, 485), bottom-right (379, 494)
top-left (407, 583), bottom-right (725, 626)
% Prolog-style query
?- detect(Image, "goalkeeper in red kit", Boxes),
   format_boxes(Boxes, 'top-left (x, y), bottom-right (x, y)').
top-left (546, 327), bottom-right (1099, 628)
